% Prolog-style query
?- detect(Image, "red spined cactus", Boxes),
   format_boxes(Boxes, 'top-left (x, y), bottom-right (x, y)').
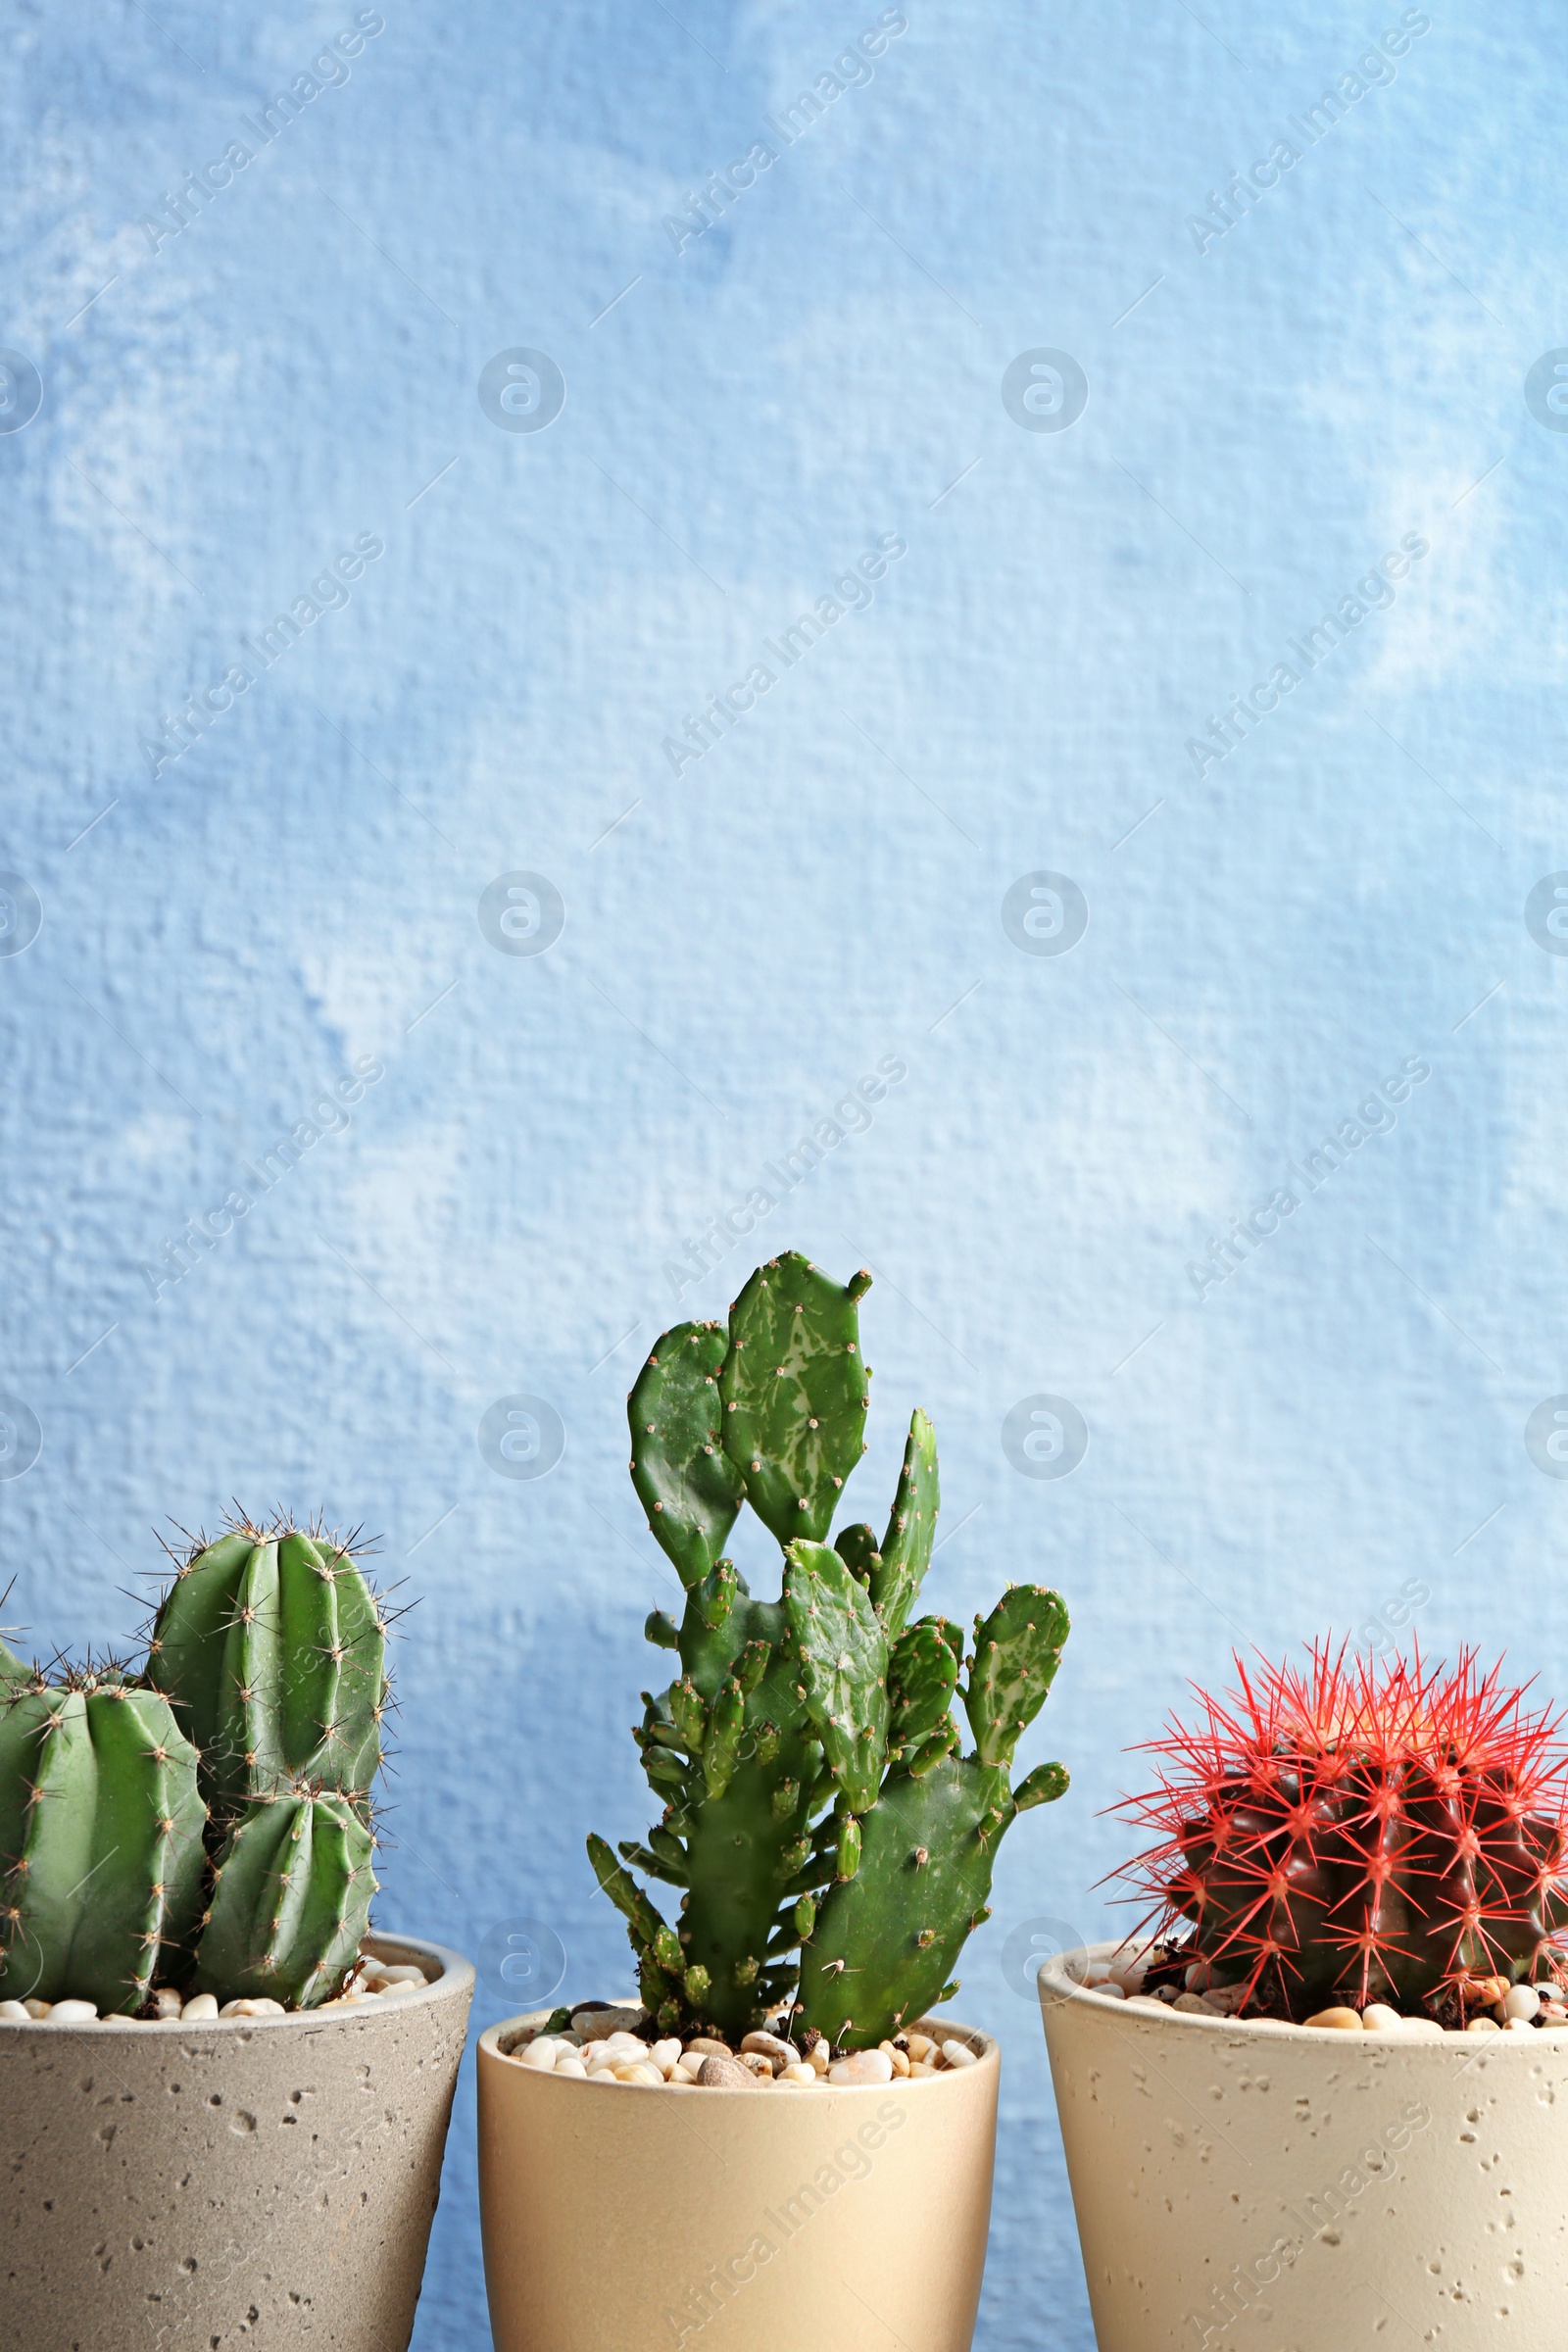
top-left (1114, 1645), bottom-right (1568, 2018)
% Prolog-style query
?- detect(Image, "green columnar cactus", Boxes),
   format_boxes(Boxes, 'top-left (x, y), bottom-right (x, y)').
top-left (0, 1513), bottom-right (392, 2016)
top-left (147, 1520), bottom-right (386, 1816)
top-left (192, 1786), bottom-right (376, 2009)
top-left (0, 1668), bottom-right (208, 2012)
top-left (591, 1251), bottom-right (1072, 2046)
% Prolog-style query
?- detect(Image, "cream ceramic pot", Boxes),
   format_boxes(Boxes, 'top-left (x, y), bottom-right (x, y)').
top-left (478, 2008), bottom-right (1000, 2351)
top-left (1041, 1941), bottom-right (1568, 2351)
top-left (1, 1933), bottom-right (472, 2352)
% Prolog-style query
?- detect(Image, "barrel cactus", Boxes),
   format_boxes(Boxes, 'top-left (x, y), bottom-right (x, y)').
top-left (0, 1514), bottom-right (389, 2015)
top-left (1115, 1644), bottom-right (1568, 2017)
top-left (589, 1251), bottom-right (1072, 2048)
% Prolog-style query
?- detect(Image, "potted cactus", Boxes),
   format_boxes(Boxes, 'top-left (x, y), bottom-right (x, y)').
top-left (478, 1252), bottom-right (1071, 2352)
top-left (1, 1516), bottom-right (472, 2352)
top-left (1041, 1643), bottom-right (1568, 2352)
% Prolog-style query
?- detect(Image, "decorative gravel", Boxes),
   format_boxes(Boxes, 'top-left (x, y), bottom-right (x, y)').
top-left (502, 2000), bottom-right (984, 2086)
top-left (0, 1947), bottom-right (431, 2024)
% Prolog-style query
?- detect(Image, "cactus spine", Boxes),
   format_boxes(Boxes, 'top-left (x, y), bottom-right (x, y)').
top-left (592, 1252), bottom-right (1072, 2046)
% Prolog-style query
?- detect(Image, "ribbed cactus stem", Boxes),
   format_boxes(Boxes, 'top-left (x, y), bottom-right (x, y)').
top-left (193, 1788), bottom-right (375, 2008)
top-left (148, 1519), bottom-right (385, 1816)
top-left (0, 1674), bottom-right (207, 2012)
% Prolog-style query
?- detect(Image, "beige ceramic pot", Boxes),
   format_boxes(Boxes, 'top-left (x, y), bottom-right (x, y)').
top-left (1, 1931), bottom-right (472, 2352)
top-left (478, 2007), bottom-right (1000, 2351)
top-left (1041, 1940), bottom-right (1568, 2350)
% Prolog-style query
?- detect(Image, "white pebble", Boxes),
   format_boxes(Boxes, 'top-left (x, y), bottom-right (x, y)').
top-left (649, 2036), bottom-right (682, 2076)
top-left (377, 1964), bottom-right (428, 1986)
top-left (1123, 1994), bottom-right (1167, 2012)
top-left (152, 1988), bottom-right (183, 2021)
top-left (612, 2060), bottom-right (665, 2085)
top-left (1504, 1984), bottom-right (1541, 2023)
top-left (220, 1997), bottom-right (285, 2018)
top-left (49, 2000), bottom-right (99, 2024)
top-left (1465, 2017), bottom-right (1501, 2035)
top-left (181, 1993), bottom-right (220, 2022)
top-left (827, 2048), bottom-right (895, 2086)
top-left (777, 2062), bottom-right (818, 2084)
top-left (554, 2055), bottom-right (587, 2078)
top-left (0, 1999), bottom-right (31, 2023)
top-left (1092, 1981), bottom-right (1127, 2000)
top-left (1399, 2017), bottom-right (1444, 2037)
top-left (741, 2030), bottom-right (795, 2070)
top-left (1361, 2004), bottom-right (1402, 2032)
top-left (1505, 2016), bottom-right (1536, 2034)
top-left (518, 2037), bottom-right (562, 2070)
top-left (602, 2031), bottom-right (647, 2057)
top-left (377, 1980), bottom-right (423, 2000)
top-left (941, 2037), bottom-right (979, 2069)
top-left (572, 2005), bottom-right (644, 2042)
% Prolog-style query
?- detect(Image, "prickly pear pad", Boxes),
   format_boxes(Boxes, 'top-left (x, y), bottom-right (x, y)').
top-left (590, 1251), bottom-right (1073, 2047)
top-left (720, 1254), bottom-right (871, 1544)
top-left (628, 1320), bottom-right (743, 1588)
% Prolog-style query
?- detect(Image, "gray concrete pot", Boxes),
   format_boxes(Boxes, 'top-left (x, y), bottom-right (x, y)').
top-left (1, 1932), bottom-right (472, 2352)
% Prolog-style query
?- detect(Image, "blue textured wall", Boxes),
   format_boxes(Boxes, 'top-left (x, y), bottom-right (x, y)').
top-left (3, 2), bottom-right (1565, 2342)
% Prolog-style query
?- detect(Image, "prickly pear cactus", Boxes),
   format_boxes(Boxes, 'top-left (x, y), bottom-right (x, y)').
top-left (800, 1586), bottom-right (1070, 2047)
top-left (193, 1786), bottom-right (375, 2009)
top-left (148, 1519), bottom-right (386, 1816)
top-left (591, 1250), bottom-right (1072, 2045)
top-left (0, 1667), bottom-right (207, 2011)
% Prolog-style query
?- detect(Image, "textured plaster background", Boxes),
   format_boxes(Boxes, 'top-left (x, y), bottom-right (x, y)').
top-left (2, 1), bottom-right (1566, 2343)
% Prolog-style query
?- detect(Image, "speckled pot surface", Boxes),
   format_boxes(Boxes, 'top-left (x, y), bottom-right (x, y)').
top-left (0, 1932), bottom-right (472, 2352)
top-left (1041, 1940), bottom-right (1568, 2351)
top-left (477, 2005), bottom-right (1000, 2352)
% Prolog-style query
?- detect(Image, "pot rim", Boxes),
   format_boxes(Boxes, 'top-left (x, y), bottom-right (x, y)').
top-left (0, 1929), bottom-right (474, 2033)
top-left (1040, 1937), bottom-right (1563, 2046)
top-left (478, 2003), bottom-right (1000, 2089)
